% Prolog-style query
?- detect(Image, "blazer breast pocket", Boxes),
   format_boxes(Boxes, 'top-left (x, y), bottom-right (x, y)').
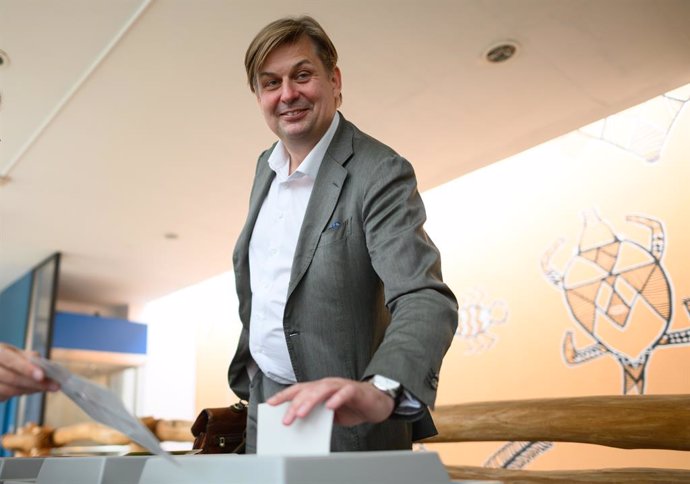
top-left (317, 217), bottom-right (352, 247)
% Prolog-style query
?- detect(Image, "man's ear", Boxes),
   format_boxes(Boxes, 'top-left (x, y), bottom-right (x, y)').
top-left (331, 66), bottom-right (342, 97)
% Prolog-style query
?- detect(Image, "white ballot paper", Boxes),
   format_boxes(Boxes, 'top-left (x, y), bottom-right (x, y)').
top-left (32, 356), bottom-right (176, 465)
top-left (257, 402), bottom-right (333, 456)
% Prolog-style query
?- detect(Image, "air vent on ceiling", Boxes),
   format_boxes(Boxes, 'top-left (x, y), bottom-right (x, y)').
top-left (484, 41), bottom-right (519, 63)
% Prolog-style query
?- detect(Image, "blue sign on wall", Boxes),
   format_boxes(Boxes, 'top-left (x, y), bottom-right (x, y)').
top-left (53, 312), bottom-right (147, 354)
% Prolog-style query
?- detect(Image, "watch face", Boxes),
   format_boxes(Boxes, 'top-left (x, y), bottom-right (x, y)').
top-left (371, 375), bottom-right (401, 395)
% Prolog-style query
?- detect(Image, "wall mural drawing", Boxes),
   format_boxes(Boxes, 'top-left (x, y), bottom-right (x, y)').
top-left (474, 86), bottom-right (689, 471)
top-left (451, 292), bottom-right (537, 468)
top-left (542, 210), bottom-right (690, 394)
top-left (484, 441), bottom-right (554, 470)
top-left (454, 290), bottom-right (509, 354)
top-left (493, 212), bottom-right (690, 471)
top-left (578, 88), bottom-right (689, 163)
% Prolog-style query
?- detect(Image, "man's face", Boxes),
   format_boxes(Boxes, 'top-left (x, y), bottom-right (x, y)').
top-left (255, 36), bottom-right (341, 153)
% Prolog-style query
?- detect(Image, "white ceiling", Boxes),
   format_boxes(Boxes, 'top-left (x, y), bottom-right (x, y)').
top-left (1, 0), bottom-right (690, 309)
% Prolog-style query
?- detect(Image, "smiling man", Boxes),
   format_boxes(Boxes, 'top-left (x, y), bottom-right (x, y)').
top-left (254, 37), bottom-right (341, 171)
top-left (228, 16), bottom-right (458, 453)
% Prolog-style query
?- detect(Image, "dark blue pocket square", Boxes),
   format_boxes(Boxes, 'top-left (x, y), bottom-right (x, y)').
top-left (327, 221), bottom-right (342, 230)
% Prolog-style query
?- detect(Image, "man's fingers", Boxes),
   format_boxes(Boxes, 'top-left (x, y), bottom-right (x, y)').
top-left (268, 378), bottom-right (349, 425)
top-left (266, 384), bottom-right (314, 425)
top-left (283, 383), bottom-right (333, 425)
top-left (0, 369), bottom-right (50, 402)
top-left (263, 378), bottom-right (395, 428)
top-left (266, 384), bottom-right (300, 405)
top-left (0, 366), bottom-right (46, 392)
top-left (324, 383), bottom-right (357, 411)
top-left (0, 344), bottom-right (60, 401)
top-left (0, 344), bottom-right (44, 382)
top-left (0, 382), bottom-right (22, 401)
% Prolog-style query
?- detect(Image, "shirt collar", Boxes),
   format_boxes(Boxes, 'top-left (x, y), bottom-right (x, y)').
top-left (267, 112), bottom-right (341, 181)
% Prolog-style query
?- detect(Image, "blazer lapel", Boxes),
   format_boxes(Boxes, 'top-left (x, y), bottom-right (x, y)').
top-left (286, 117), bottom-right (353, 299)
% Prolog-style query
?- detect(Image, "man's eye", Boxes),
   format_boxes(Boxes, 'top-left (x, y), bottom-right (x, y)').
top-left (296, 71), bottom-right (312, 81)
top-left (263, 79), bottom-right (280, 89)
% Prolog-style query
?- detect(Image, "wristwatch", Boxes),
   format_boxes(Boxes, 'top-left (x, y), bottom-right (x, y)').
top-left (369, 375), bottom-right (402, 402)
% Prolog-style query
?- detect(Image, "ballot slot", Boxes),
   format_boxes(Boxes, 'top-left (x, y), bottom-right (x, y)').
top-left (101, 456), bottom-right (150, 484)
top-left (0, 457), bottom-right (44, 481)
top-left (35, 457), bottom-right (106, 484)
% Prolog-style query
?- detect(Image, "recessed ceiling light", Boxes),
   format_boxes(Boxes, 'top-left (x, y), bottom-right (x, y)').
top-left (484, 41), bottom-right (519, 63)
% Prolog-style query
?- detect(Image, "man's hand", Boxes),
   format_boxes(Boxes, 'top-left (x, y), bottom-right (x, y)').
top-left (267, 377), bottom-right (395, 427)
top-left (0, 343), bottom-right (59, 402)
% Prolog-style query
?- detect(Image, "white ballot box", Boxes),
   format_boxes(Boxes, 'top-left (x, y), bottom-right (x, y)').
top-left (2, 451), bottom-right (464, 484)
top-left (140, 451), bottom-right (452, 483)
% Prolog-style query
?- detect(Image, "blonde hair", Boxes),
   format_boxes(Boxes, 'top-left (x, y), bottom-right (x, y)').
top-left (245, 16), bottom-right (339, 94)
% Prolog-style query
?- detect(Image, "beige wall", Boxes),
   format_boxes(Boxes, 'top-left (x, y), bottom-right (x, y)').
top-left (195, 311), bottom-right (239, 413)
top-left (422, 85), bottom-right (690, 470)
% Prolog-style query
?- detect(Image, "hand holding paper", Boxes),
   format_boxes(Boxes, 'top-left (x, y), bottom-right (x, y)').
top-left (0, 343), bottom-right (59, 401)
top-left (266, 377), bottom-right (395, 426)
top-left (257, 401), bottom-right (333, 456)
top-left (31, 356), bottom-right (176, 464)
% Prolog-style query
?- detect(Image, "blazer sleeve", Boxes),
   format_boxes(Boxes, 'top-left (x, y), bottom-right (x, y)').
top-left (360, 153), bottom-right (458, 407)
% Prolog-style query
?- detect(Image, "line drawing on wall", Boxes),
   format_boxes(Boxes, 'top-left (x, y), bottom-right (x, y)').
top-left (484, 441), bottom-right (554, 469)
top-left (454, 289), bottom-right (509, 354)
top-left (578, 86), bottom-right (689, 163)
top-left (542, 210), bottom-right (690, 394)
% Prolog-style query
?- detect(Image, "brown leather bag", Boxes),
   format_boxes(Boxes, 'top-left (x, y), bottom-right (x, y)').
top-left (191, 401), bottom-right (247, 454)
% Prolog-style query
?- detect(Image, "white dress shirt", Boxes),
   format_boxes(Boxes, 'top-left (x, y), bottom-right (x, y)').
top-left (248, 113), bottom-right (340, 384)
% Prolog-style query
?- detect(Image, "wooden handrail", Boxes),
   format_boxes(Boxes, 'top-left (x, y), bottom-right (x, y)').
top-left (426, 394), bottom-right (690, 450)
top-left (446, 465), bottom-right (690, 483)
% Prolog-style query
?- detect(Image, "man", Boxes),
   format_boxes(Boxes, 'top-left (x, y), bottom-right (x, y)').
top-left (228, 16), bottom-right (458, 453)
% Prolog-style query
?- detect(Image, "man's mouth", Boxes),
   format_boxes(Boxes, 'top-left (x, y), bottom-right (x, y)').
top-left (280, 108), bottom-right (309, 118)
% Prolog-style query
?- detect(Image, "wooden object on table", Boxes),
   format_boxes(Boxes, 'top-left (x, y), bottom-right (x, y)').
top-left (155, 419), bottom-right (194, 442)
top-left (3, 416), bottom-right (195, 456)
top-left (140, 416), bottom-right (159, 432)
top-left (1, 422), bottom-right (54, 453)
top-left (52, 422), bottom-right (130, 446)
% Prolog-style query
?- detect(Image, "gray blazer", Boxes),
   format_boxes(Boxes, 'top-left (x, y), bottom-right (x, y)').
top-left (228, 114), bottom-right (458, 450)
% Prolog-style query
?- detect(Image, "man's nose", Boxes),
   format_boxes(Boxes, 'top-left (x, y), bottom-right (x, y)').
top-left (280, 81), bottom-right (299, 103)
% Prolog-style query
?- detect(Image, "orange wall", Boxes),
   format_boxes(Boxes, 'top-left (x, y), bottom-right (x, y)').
top-left (422, 85), bottom-right (690, 470)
